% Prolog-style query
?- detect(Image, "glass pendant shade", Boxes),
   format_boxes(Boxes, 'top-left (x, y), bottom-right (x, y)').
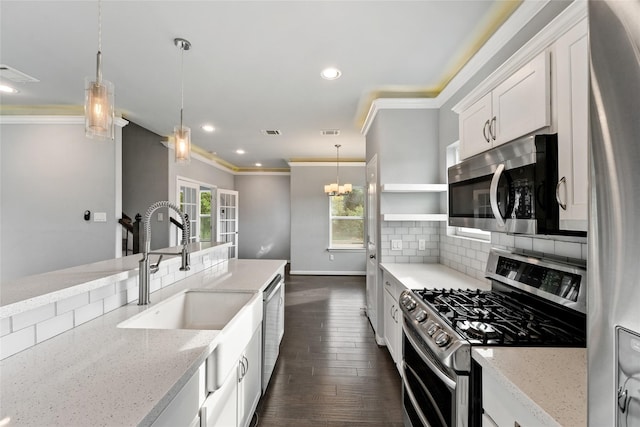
top-left (84, 77), bottom-right (114, 140)
top-left (174, 124), bottom-right (191, 164)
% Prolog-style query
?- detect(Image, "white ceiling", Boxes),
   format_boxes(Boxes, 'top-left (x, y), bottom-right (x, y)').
top-left (0, 0), bottom-right (511, 170)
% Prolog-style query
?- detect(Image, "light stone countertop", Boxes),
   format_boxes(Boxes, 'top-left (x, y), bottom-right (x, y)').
top-left (0, 258), bottom-right (286, 427)
top-left (0, 242), bottom-right (229, 317)
top-left (380, 262), bottom-right (491, 291)
top-left (473, 347), bottom-right (587, 427)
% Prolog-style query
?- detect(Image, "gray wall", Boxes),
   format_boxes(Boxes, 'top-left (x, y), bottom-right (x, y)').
top-left (122, 122), bottom-right (170, 249)
top-left (290, 164), bottom-right (366, 274)
top-left (235, 174), bottom-right (291, 260)
top-left (1, 122), bottom-right (118, 281)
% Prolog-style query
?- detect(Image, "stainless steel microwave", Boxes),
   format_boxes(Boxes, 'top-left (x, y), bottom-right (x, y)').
top-left (448, 134), bottom-right (559, 234)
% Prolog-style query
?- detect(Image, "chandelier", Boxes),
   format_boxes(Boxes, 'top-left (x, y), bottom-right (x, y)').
top-left (324, 144), bottom-right (352, 196)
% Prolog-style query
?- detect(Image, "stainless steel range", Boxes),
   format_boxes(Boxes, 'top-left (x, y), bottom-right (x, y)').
top-left (400, 249), bottom-right (587, 427)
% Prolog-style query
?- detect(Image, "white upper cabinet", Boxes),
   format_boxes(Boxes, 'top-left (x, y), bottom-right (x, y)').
top-left (553, 18), bottom-right (589, 232)
top-left (459, 51), bottom-right (551, 160)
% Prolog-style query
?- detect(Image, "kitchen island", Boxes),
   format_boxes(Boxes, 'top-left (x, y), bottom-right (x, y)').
top-left (0, 254), bottom-right (286, 426)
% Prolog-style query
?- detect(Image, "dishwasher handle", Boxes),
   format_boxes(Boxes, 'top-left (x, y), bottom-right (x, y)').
top-left (264, 274), bottom-right (283, 301)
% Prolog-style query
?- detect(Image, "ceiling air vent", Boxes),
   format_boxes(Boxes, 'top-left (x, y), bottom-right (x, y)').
top-left (321, 129), bottom-right (340, 136)
top-left (0, 65), bottom-right (39, 83)
top-left (261, 130), bottom-right (281, 135)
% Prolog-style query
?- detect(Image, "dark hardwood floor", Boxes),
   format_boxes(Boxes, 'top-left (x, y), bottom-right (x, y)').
top-left (255, 274), bottom-right (404, 427)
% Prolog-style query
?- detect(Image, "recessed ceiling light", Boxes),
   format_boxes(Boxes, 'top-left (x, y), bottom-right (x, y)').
top-left (321, 67), bottom-right (342, 80)
top-left (201, 124), bottom-right (215, 132)
top-left (0, 84), bottom-right (18, 93)
top-left (236, 149), bottom-right (245, 155)
top-left (255, 163), bottom-right (262, 167)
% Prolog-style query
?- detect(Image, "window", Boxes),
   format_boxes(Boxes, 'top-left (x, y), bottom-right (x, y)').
top-left (447, 142), bottom-right (491, 241)
top-left (199, 189), bottom-right (212, 242)
top-left (329, 187), bottom-right (365, 248)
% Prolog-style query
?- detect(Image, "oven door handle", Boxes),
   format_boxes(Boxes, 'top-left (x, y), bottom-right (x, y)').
top-left (489, 163), bottom-right (506, 228)
top-left (404, 363), bottom-right (449, 427)
top-left (403, 325), bottom-right (457, 390)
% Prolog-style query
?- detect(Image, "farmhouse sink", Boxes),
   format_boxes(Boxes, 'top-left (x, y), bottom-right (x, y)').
top-left (118, 289), bottom-right (259, 330)
top-left (118, 288), bottom-right (264, 391)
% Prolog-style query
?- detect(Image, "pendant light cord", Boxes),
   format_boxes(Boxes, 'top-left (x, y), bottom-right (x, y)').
top-left (336, 144), bottom-right (341, 187)
top-left (180, 44), bottom-right (185, 129)
top-left (96, 0), bottom-right (103, 83)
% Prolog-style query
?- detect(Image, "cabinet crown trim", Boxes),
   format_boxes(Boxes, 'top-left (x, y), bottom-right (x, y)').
top-left (452, 0), bottom-right (587, 114)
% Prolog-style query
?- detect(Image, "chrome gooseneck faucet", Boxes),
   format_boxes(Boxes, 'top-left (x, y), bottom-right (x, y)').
top-left (138, 201), bottom-right (190, 305)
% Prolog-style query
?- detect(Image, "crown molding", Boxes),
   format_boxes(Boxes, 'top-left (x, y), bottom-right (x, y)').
top-left (438, 0), bottom-right (550, 109)
top-left (360, 98), bottom-right (439, 136)
top-left (0, 115), bottom-right (128, 127)
top-left (451, 0), bottom-right (587, 113)
top-left (287, 161), bottom-right (366, 167)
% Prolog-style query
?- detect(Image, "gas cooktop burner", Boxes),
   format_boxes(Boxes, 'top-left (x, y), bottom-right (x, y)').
top-left (412, 288), bottom-right (585, 346)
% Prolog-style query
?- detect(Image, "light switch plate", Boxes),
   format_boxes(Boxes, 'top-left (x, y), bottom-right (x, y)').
top-left (391, 240), bottom-right (402, 251)
top-left (94, 212), bottom-right (107, 222)
top-left (419, 239), bottom-right (426, 251)
top-left (157, 212), bottom-right (164, 221)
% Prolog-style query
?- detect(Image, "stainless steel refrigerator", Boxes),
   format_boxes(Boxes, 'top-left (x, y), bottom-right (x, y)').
top-left (588, 1), bottom-right (640, 426)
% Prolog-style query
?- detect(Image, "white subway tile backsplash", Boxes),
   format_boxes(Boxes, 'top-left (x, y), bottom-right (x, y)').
top-left (36, 312), bottom-right (74, 343)
top-left (104, 290), bottom-right (129, 313)
top-left (514, 236), bottom-right (533, 251)
top-left (533, 238), bottom-right (555, 255)
top-left (499, 233), bottom-right (515, 248)
top-left (89, 284), bottom-right (115, 303)
top-left (1, 317), bottom-right (11, 337)
top-left (1, 326), bottom-right (35, 359)
top-left (56, 292), bottom-right (90, 315)
top-left (75, 300), bottom-right (103, 326)
top-left (12, 303), bottom-right (55, 331)
top-left (555, 241), bottom-right (582, 259)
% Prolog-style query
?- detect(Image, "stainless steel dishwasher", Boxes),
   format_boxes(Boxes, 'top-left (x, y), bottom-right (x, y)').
top-left (262, 273), bottom-right (284, 392)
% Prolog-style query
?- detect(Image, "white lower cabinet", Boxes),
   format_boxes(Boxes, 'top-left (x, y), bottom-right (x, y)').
top-left (382, 272), bottom-right (403, 373)
top-left (237, 326), bottom-right (262, 427)
top-left (200, 326), bottom-right (262, 427)
top-left (152, 362), bottom-right (207, 427)
top-left (482, 367), bottom-right (551, 427)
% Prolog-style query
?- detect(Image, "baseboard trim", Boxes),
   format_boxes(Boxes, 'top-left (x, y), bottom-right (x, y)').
top-left (289, 270), bottom-right (366, 276)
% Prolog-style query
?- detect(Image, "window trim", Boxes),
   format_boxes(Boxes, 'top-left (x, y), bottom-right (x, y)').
top-left (328, 188), bottom-right (365, 249)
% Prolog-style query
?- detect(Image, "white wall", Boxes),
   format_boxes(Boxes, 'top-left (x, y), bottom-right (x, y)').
top-left (1, 119), bottom-right (120, 281)
top-left (289, 163), bottom-right (366, 274)
top-left (235, 174), bottom-right (291, 260)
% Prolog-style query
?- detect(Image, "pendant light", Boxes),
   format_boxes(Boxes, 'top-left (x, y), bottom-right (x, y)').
top-left (324, 144), bottom-right (352, 196)
top-left (84, 0), bottom-right (115, 140)
top-left (174, 38), bottom-right (192, 163)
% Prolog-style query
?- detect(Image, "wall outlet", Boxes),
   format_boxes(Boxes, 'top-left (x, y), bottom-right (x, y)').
top-left (391, 240), bottom-right (402, 251)
top-left (329, 254), bottom-right (334, 261)
top-left (94, 212), bottom-right (107, 222)
top-left (157, 212), bottom-right (164, 221)
top-left (419, 239), bottom-right (426, 251)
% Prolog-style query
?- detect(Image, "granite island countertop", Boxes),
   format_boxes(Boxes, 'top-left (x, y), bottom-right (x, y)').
top-left (0, 258), bottom-right (286, 427)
